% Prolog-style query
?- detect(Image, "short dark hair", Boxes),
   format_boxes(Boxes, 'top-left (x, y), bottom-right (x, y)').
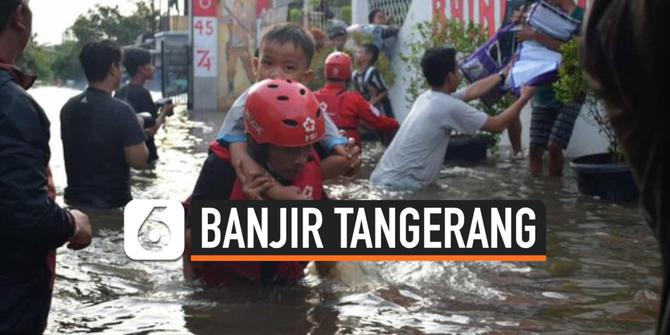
top-left (368, 9), bottom-right (382, 23)
top-left (123, 47), bottom-right (152, 77)
top-left (421, 47), bottom-right (457, 87)
top-left (0, 0), bottom-right (23, 32)
top-left (260, 23), bottom-right (316, 67)
top-left (79, 40), bottom-right (122, 83)
top-left (360, 43), bottom-right (380, 64)
top-left (327, 26), bottom-right (347, 39)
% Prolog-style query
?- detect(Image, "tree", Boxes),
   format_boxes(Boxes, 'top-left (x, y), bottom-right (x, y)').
top-left (52, 1), bottom-right (159, 81)
top-left (17, 35), bottom-right (54, 82)
top-left (67, 1), bottom-right (159, 46)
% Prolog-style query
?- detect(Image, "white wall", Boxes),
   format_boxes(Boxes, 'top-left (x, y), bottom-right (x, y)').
top-left (351, 0), bottom-right (370, 25)
top-left (381, 1), bottom-right (608, 158)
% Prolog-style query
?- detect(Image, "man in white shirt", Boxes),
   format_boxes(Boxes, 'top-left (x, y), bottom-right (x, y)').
top-left (370, 47), bottom-right (536, 190)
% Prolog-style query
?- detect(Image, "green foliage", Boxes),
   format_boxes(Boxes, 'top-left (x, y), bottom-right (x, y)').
top-left (52, 1), bottom-right (159, 81)
top-left (289, 8), bottom-right (303, 23)
top-left (554, 39), bottom-right (623, 160)
top-left (52, 40), bottom-right (84, 82)
top-left (553, 39), bottom-right (588, 104)
top-left (66, 1), bottom-right (158, 46)
top-left (340, 6), bottom-right (352, 25)
top-left (17, 36), bottom-right (54, 83)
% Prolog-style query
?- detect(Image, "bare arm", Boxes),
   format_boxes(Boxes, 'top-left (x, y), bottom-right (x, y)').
top-left (229, 142), bottom-right (308, 200)
top-left (369, 88), bottom-right (388, 107)
top-left (462, 73), bottom-right (504, 103)
top-left (124, 142), bottom-right (149, 169)
top-left (462, 59), bottom-right (513, 102)
top-left (480, 86), bottom-right (536, 133)
top-left (146, 104), bottom-right (173, 136)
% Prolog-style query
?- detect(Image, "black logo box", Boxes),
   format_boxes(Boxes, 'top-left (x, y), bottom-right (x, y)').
top-left (189, 200), bottom-right (546, 255)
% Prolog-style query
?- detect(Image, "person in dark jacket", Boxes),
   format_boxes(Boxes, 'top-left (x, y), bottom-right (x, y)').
top-left (0, 1), bottom-right (92, 333)
top-left (581, 0), bottom-right (669, 333)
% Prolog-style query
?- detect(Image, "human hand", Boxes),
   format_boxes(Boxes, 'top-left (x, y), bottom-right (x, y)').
top-left (511, 10), bottom-right (524, 24)
top-left (501, 54), bottom-right (517, 76)
top-left (162, 103), bottom-right (175, 117)
top-left (67, 209), bottom-right (92, 250)
top-left (234, 159), bottom-right (274, 200)
top-left (333, 138), bottom-right (362, 173)
top-left (520, 85), bottom-right (536, 99)
top-left (516, 25), bottom-right (537, 42)
top-left (265, 185), bottom-right (310, 200)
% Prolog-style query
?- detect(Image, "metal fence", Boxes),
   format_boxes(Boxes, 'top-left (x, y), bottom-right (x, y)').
top-left (369, 0), bottom-right (412, 27)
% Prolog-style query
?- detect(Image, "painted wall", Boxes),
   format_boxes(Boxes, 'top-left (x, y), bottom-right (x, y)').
top-left (385, 0), bottom-right (608, 158)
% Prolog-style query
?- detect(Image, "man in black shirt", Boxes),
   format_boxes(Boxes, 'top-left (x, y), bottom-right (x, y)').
top-left (115, 47), bottom-right (174, 161)
top-left (60, 40), bottom-right (149, 209)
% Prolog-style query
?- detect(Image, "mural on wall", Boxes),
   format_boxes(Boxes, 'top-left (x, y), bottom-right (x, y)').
top-left (218, 0), bottom-right (258, 109)
top-left (432, 0), bottom-right (588, 37)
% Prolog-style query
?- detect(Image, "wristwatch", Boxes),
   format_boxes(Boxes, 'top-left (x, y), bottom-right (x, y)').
top-left (498, 70), bottom-right (507, 82)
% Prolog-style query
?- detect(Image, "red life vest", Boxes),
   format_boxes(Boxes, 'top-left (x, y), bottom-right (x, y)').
top-left (314, 85), bottom-right (363, 145)
top-left (189, 141), bottom-right (323, 286)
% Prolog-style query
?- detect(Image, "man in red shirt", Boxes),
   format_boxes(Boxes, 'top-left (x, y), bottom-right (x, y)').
top-left (315, 51), bottom-right (398, 149)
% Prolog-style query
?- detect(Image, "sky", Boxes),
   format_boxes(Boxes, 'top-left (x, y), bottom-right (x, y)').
top-left (31, 0), bottom-right (167, 45)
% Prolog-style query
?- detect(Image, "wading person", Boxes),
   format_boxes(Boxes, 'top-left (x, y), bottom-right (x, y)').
top-left (315, 51), bottom-right (399, 149)
top-left (60, 40), bottom-right (149, 209)
top-left (115, 47), bottom-right (174, 162)
top-left (0, 1), bottom-right (92, 332)
top-left (581, 0), bottom-right (669, 332)
top-left (370, 47), bottom-right (535, 190)
top-left (184, 79), bottom-right (336, 285)
top-left (514, 0), bottom-right (585, 176)
top-left (216, 23), bottom-right (360, 201)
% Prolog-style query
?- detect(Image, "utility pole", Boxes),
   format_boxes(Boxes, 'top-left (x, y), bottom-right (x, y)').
top-left (151, 0), bottom-right (157, 33)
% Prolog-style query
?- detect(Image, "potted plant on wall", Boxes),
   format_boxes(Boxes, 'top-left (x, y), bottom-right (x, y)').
top-left (554, 39), bottom-right (638, 202)
top-left (400, 16), bottom-right (512, 163)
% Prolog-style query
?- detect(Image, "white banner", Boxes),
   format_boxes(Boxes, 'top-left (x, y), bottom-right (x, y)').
top-left (193, 17), bottom-right (218, 78)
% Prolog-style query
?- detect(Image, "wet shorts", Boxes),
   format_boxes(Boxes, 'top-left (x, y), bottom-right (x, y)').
top-left (530, 103), bottom-right (581, 149)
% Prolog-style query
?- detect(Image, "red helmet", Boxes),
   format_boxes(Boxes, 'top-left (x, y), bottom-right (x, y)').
top-left (324, 51), bottom-right (352, 81)
top-left (244, 79), bottom-right (325, 147)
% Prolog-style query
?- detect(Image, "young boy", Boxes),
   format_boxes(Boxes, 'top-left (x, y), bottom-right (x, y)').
top-left (115, 47), bottom-right (174, 162)
top-left (216, 23), bottom-right (360, 200)
top-left (184, 79), bottom-right (335, 285)
top-left (370, 47), bottom-right (535, 190)
top-left (326, 25), bottom-right (347, 52)
top-left (315, 51), bottom-right (398, 149)
top-left (352, 43), bottom-right (394, 119)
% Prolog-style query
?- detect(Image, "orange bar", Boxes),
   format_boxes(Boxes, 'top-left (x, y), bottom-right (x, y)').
top-left (190, 255), bottom-right (547, 262)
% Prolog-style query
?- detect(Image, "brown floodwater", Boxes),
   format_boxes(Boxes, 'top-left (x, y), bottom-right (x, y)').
top-left (32, 86), bottom-right (660, 334)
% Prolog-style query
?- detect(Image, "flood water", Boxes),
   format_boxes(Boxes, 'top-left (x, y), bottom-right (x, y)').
top-left (32, 86), bottom-right (661, 334)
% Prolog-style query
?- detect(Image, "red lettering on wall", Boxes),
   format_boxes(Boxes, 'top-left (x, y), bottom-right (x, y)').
top-left (451, 0), bottom-right (465, 21)
top-left (479, 0), bottom-right (496, 36)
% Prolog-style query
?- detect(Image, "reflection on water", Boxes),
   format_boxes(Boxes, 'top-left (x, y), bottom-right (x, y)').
top-left (30, 86), bottom-right (660, 334)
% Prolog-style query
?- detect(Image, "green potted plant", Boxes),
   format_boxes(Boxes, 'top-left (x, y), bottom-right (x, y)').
top-left (400, 16), bottom-right (512, 163)
top-left (555, 39), bottom-right (638, 202)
